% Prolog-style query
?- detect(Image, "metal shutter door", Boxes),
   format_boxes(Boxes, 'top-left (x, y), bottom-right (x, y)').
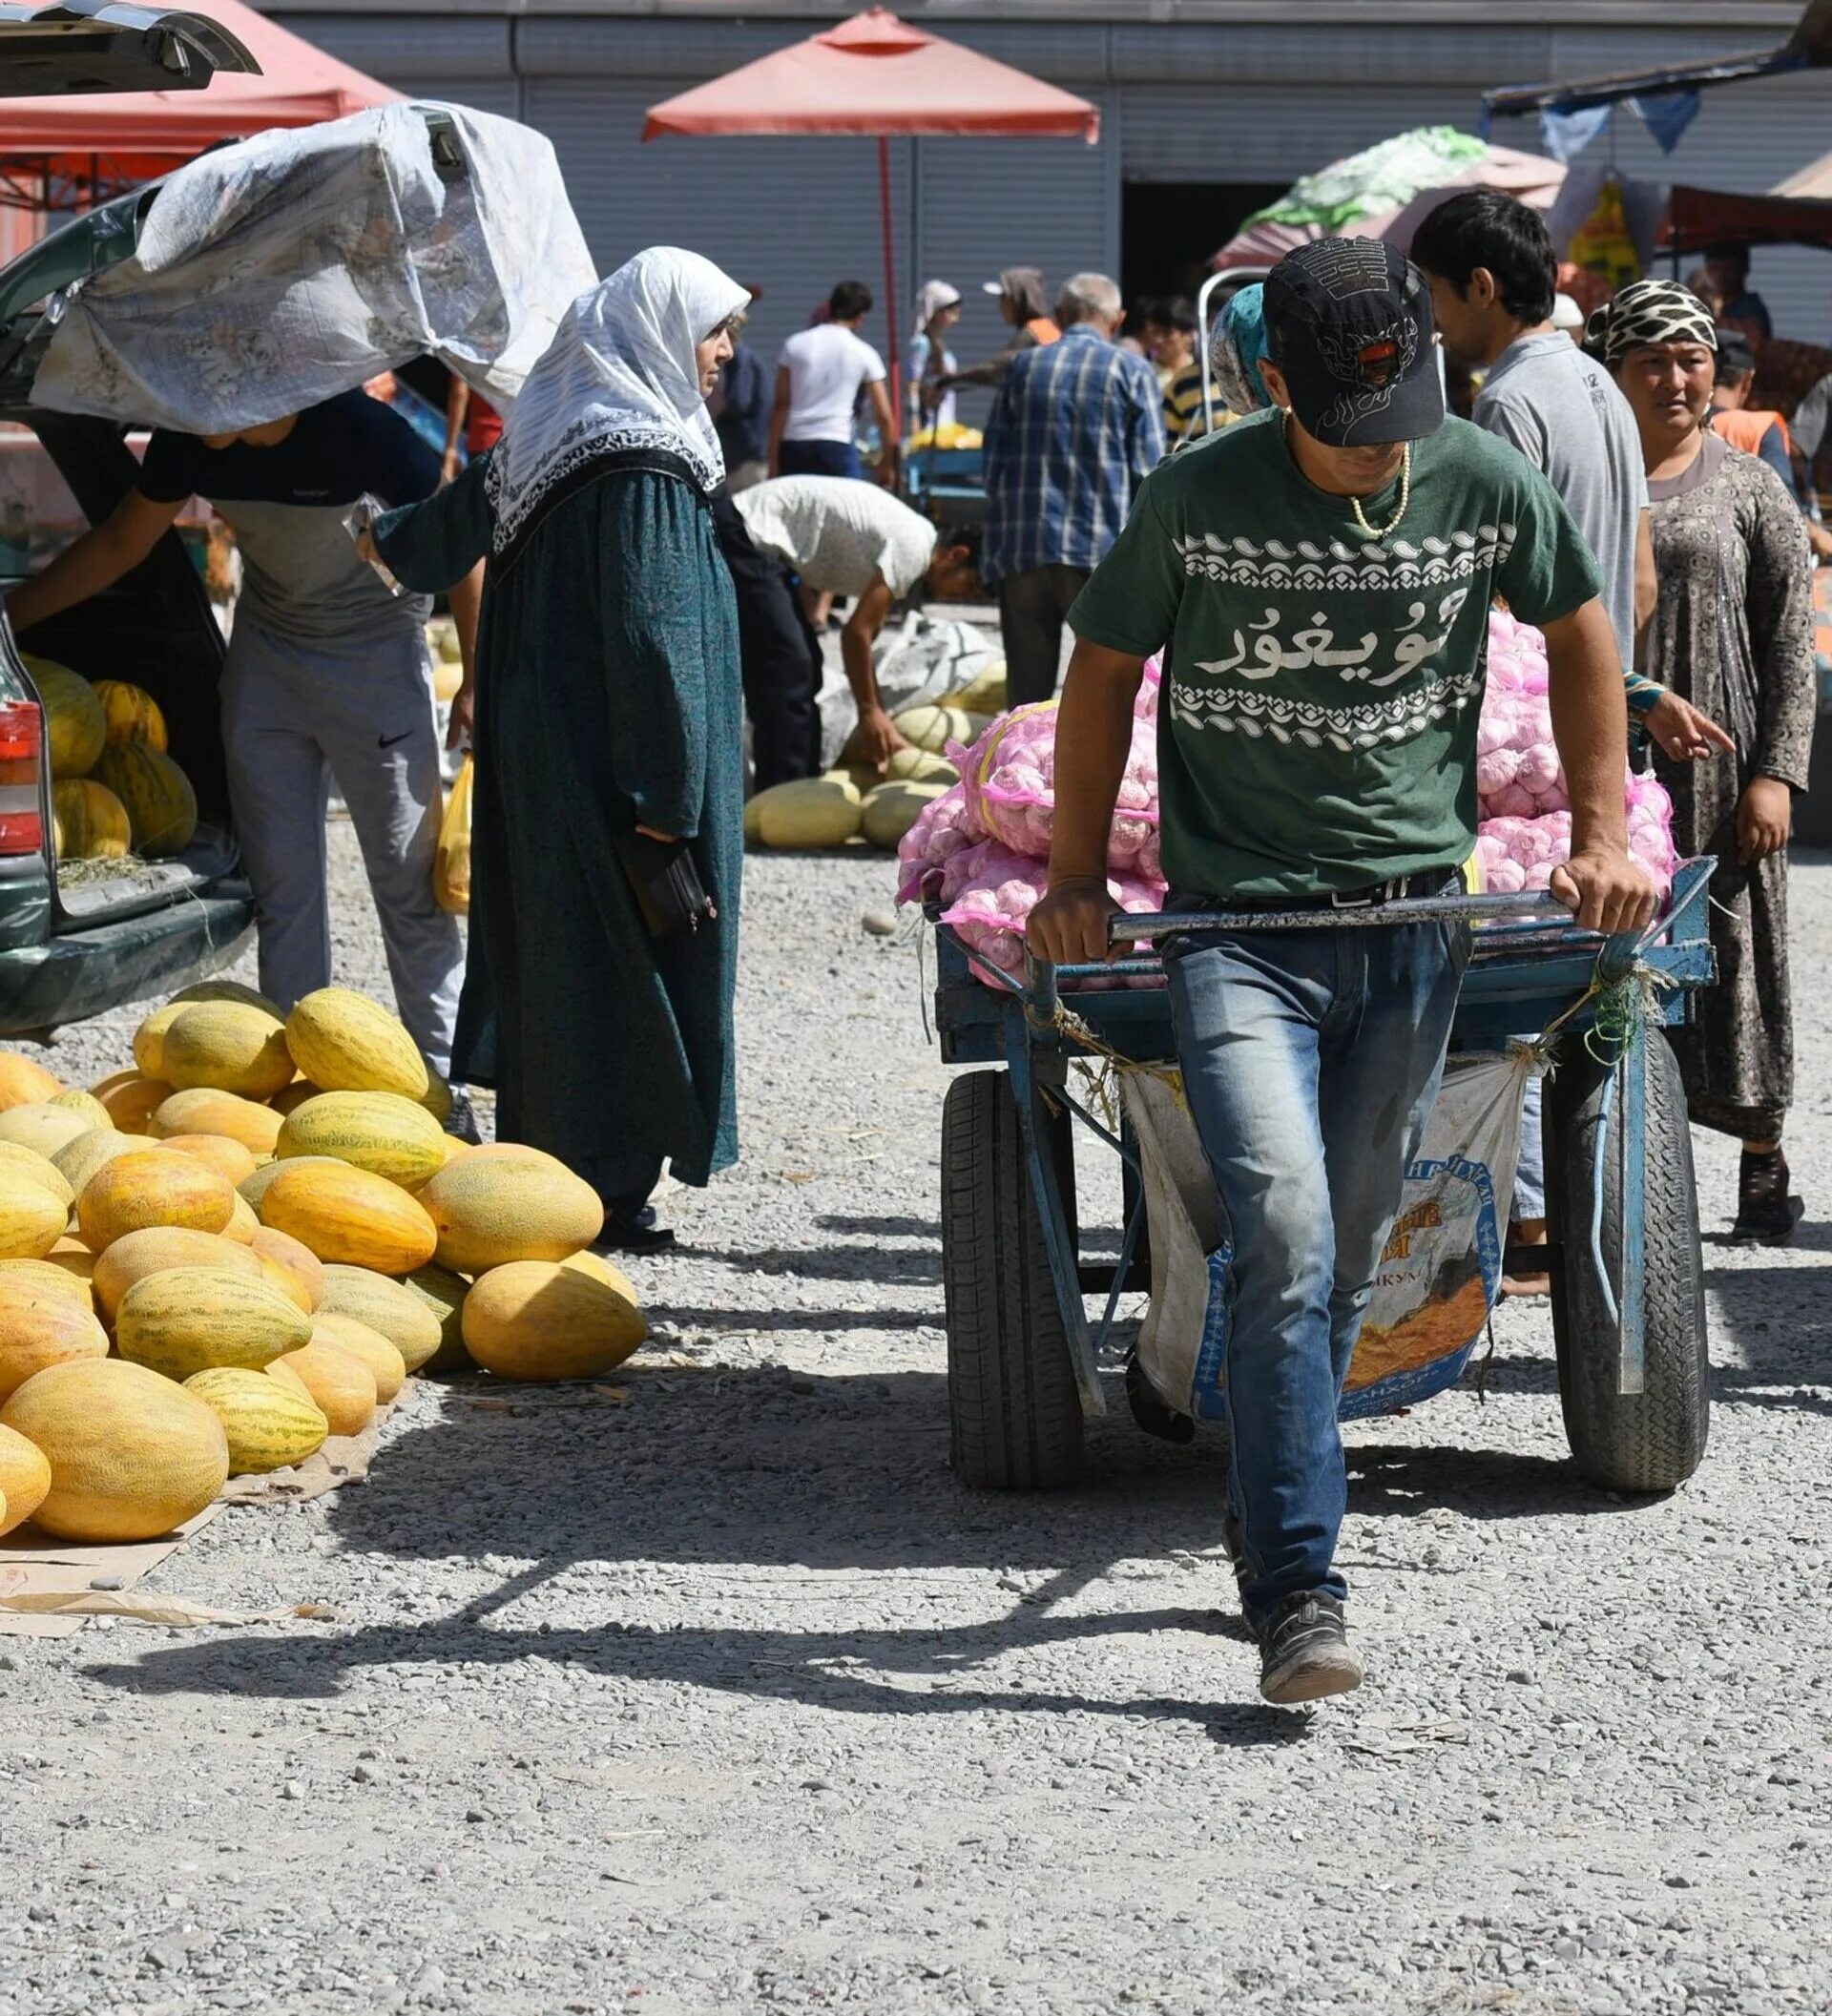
top-left (522, 77), bottom-right (912, 382)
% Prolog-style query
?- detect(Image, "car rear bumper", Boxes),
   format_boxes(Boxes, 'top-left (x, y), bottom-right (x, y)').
top-left (0, 878), bottom-right (254, 1035)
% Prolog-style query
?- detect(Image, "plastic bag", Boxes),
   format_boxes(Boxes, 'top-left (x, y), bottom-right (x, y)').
top-left (435, 756), bottom-right (473, 916)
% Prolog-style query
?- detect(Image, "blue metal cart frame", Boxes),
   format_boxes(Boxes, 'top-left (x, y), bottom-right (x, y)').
top-left (931, 859), bottom-right (1717, 1494)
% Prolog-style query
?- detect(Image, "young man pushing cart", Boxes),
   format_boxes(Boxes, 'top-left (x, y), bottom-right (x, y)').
top-left (1027, 240), bottom-right (1658, 1704)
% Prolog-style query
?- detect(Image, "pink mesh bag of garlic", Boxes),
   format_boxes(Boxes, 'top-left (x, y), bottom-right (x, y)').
top-left (1477, 612), bottom-right (1569, 821)
top-left (1474, 770), bottom-right (1678, 899)
top-left (965, 703), bottom-right (1162, 875)
top-left (938, 847), bottom-right (1166, 985)
top-left (894, 781), bottom-right (985, 905)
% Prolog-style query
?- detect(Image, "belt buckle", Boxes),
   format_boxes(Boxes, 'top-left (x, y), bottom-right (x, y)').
top-left (1330, 880), bottom-right (1388, 910)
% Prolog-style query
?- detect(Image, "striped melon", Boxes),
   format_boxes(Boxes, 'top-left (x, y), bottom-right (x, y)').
top-left (418, 1152), bottom-right (603, 1273)
top-left (92, 679), bottom-right (168, 751)
top-left (52, 779), bottom-right (130, 861)
top-left (171, 980), bottom-right (283, 1019)
top-left (135, 1003), bottom-right (191, 1082)
top-left (92, 1226), bottom-right (263, 1321)
top-left (420, 1069), bottom-right (454, 1127)
top-left (270, 1341), bottom-right (376, 1436)
top-left (52, 1128), bottom-right (139, 1199)
top-left (151, 1089), bottom-right (282, 1155)
top-left (889, 703), bottom-right (972, 756)
top-left (224, 1193), bottom-right (260, 1245)
top-left (0, 1167), bottom-right (72, 1260)
top-left (0, 1052), bottom-right (64, 1112)
top-left (51, 1089), bottom-right (111, 1132)
top-left (0, 1257), bottom-right (94, 1309)
top-left (315, 1264), bottom-right (444, 1374)
top-left (77, 1148), bottom-right (235, 1249)
top-left (269, 1080), bottom-right (323, 1116)
top-left (160, 1003), bottom-right (294, 1099)
top-left (307, 1312), bottom-right (406, 1403)
top-left (277, 1091), bottom-right (447, 1189)
top-left (240, 1153), bottom-right (339, 1213)
top-left (23, 657), bottom-right (106, 779)
top-left (0, 1358), bottom-right (228, 1543)
top-left (862, 779), bottom-right (947, 849)
top-left (461, 1260), bottom-right (647, 1381)
top-left (116, 1266), bottom-right (312, 1382)
top-left (284, 988), bottom-right (430, 1102)
top-left (402, 1262), bottom-right (470, 1374)
top-left (753, 777), bottom-right (863, 849)
top-left (183, 1367), bottom-right (326, 1475)
top-left (1, 1138), bottom-right (74, 1207)
top-left (92, 1070), bottom-right (173, 1135)
top-left (0, 1274), bottom-right (110, 1398)
top-left (94, 742), bottom-right (197, 857)
top-left (249, 1226), bottom-right (323, 1313)
top-left (0, 1420), bottom-right (51, 1534)
top-left (0, 1101), bottom-right (93, 1160)
top-left (159, 1133), bottom-right (259, 1188)
top-left (258, 1160), bottom-right (437, 1274)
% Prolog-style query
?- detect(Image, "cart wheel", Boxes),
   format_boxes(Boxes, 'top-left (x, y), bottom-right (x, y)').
top-left (1545, 1028), bottom-right (1709, 1492)
top-left (941, 1070), bottom-right (1083, 1489)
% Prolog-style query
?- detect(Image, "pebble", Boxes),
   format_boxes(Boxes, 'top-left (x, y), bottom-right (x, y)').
top-left (0, 824), bottom-right (1826, 2014)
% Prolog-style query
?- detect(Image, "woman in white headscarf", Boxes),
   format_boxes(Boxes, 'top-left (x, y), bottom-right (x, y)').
top-left (907, 280), bottom-right (963, 434)
top-left (372, 247), bottom-right (750, 1251)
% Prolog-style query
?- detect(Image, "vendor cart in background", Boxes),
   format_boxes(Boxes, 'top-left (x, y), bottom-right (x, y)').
top-left (929, 864), bottom-right (1717, 1499)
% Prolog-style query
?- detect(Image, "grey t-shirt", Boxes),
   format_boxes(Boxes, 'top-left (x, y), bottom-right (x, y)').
top-left (1473, 331), bottom-right (1648, 666)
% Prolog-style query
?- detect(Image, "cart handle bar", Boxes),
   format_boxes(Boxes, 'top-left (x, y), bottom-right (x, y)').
top-left (1107, 888), bottom-right (1572, 943)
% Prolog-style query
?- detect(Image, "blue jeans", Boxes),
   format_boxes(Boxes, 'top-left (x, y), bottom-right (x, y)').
top-left (1164, 905), bottom-right (1468, 1628)
top-left (779, 437), bottom-right (864, 481)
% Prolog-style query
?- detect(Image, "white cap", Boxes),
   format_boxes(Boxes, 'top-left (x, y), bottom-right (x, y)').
top-left (981, 281), bottom-right (1006, 296)
top-left (1551, 292), bottom-right (1585, 332)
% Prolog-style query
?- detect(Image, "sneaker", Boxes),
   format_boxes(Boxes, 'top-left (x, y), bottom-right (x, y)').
top-left (1258, 1591), bottom-right (1364, 1705)
top-left (1732, 1150), bottom-right (1802, 1245)
top-left (443, 1088), bottom-right (483, 1146)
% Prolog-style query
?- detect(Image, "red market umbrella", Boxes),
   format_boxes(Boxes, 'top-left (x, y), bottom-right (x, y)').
top-left (0, 0), bottom-right (399, 193)
top-left (644, 9), bottom-right (1098, 436)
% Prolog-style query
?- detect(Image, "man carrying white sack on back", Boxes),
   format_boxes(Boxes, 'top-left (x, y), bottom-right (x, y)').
top-left (7, 392), bottom-right (480, 1085)
top-left (1028, 240), bottom-right (1657, 1704)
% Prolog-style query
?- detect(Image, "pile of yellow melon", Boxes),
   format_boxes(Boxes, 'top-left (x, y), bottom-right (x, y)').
top-left (25, 655), bottom-right (198, 864)
top-left (744, 658), bottom-right (1007, 853)
top-left (0, 981), bottom-right (647, 1549)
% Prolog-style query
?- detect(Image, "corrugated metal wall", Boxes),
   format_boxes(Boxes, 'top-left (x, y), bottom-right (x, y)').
top-left (277, 10), bottom-right (1832, 346)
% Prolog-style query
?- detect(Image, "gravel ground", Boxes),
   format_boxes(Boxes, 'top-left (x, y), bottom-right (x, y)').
top-left (3, 823), bottom-right (1830, 2016)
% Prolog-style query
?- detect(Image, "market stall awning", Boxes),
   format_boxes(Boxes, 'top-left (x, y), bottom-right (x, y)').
top-left (1217, 129), bottom-right (1565, 269)
top-left (642, 10), bottom-right (1099, 142)
top-left (1483, 0), bottom-right (1832, 122)
top-left (645, 10), bottom-right (1098, 440)
top-left (1660, 183), bottom-right (1832, 255)
top-left (0, 0), bottom-right (397, 171)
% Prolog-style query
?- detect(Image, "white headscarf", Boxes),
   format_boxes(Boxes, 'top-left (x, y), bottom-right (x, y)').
top-left (911, 280), bottom-right (961, 342)
top-left (488, 246), bottom-right (749, 551)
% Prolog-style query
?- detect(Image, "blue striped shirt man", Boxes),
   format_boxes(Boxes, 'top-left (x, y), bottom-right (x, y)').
top-left (982, 322), bottom-right (1166, 583)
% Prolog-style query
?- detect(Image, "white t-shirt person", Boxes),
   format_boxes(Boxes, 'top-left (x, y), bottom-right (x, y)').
top-left (778, 323), bottom-right (886, 443)
top-left (734, 475), bottom-right (936, 598)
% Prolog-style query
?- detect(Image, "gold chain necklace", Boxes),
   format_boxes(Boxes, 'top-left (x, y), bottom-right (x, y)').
top-left (1283, 409), bottom-right (1413, 540)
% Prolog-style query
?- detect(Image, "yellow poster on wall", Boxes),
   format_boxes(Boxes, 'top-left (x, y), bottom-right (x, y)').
top-left (1568, 179), bottom-right (1641, 293)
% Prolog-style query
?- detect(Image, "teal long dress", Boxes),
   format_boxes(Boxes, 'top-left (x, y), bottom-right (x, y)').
top-left (374, 451), bottom-right (743, 1197)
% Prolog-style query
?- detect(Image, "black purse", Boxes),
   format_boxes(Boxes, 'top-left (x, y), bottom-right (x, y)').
top-left (612, 830), bottom-right (718, 940)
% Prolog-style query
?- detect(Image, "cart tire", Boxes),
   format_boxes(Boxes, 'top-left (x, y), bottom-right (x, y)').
top-left (1546, 1029), bottom-right (1709, 1493)
top-left (942, 1070), bottom-right (1083, 1489)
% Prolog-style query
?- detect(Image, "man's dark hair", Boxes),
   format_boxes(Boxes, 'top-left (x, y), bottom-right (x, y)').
top-left (1410, 191), bottom-right (1556, 326)
top-left (1716, 326), bottom-right (1758, 384)
top-left (1157, 295), bottom-right (1197, 335)
top-left (829, 280), bottom-right (873, 322)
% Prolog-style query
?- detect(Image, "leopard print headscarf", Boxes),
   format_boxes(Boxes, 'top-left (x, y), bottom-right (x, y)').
top-left (1585, 281), bottom-right (1718, 369)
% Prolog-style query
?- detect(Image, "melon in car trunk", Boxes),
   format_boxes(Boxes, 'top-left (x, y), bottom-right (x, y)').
top-left (94, 742), bottom-right (198, 857)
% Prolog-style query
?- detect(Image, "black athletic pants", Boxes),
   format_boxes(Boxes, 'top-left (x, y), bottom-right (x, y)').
top-left (711, 489), bottom-right (824, 791)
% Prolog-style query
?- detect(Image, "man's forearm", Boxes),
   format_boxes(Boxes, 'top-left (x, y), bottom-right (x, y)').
top-left (447, 562), bottom-right (484, 684)
top-left (840, 624), bottom-right (882, 717)
top-left (1545, 602), bottom-right (1631, 853)
top-left (1049, 640), bottom-right (1143, 881)
top-left (7, 524), bottom-right (138, 634)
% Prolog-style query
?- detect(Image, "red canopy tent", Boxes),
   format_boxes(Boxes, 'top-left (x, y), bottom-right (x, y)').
top-left (0, 0), bottom-right (398, 207)
top-left (644, 10), bottom-right (1098, 437)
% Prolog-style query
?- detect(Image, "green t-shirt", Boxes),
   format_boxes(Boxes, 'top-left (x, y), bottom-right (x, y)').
top-left (1069, 409), bottom-right (1603, 898)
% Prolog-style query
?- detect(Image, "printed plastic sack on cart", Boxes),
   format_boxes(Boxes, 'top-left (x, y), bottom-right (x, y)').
top-left (434, 756), bottom-right (473, 917)
top-left (31, 104), bottom-right (595, 433)
top-left (1121, 1050), bottom-right (1533, 1427)
top-left (817, 613), bottom-right (997, 768)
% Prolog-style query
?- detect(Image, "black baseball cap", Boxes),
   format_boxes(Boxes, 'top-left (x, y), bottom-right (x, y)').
top-left (1715, 326), bottom-right (1757, 380)
top-left (1264, 239), bottom-right (1444, 448)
